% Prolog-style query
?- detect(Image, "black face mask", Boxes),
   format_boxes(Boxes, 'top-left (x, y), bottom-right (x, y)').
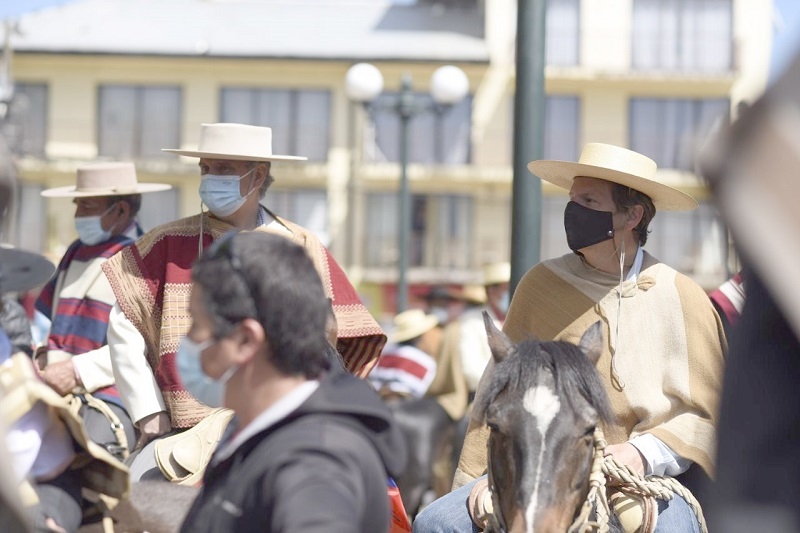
top-left (564, 201), bottom-right (615, 252)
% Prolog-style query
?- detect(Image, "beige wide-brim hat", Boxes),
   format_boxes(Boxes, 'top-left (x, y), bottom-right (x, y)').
top-left (527, 143), bottom-right (698, 211)
top-left (0, 244), bottom-right (55, 292)
top-left (462, 284), bottom-right (488, 305)
top-left (163, 123), bottom-right (307, 162)
top-left (482, 262), bottom-right (510, 286)
top-left (390, 309), bottom-right (440, 344)
top-left (41, 162), bottom-right (172, 198)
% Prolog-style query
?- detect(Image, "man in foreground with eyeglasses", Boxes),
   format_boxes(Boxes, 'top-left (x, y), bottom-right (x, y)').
top-left (101, 123), bottom-right (386, 480)
top-left (177, 230), bottom-right (405, 532)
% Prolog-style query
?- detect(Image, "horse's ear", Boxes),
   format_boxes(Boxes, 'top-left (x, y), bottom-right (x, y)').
top-left (483, 310), bottom-right (514, 363)
top-left (578, 321), bottom-right (604, 365)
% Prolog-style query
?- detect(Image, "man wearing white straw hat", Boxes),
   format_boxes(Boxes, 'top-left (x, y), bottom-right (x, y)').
top-left (34, 162), bottom-right (170, 459)
top-left (414, 144), bottom-right (726, 532)
top-left (426, 262), bottom-right (510, 425)
top-left (100, 123), bottom-right (386, 480)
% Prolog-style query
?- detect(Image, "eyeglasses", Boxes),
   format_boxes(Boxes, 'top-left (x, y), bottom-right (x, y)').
top-left (204, 230), bottom-right (259, 326)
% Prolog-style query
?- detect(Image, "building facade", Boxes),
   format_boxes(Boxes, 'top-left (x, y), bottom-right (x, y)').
top-left (3, 0), bottom-right (772, 319)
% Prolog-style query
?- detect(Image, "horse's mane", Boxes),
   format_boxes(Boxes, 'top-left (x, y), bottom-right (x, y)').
top-left (474, 337), bottom-right (614, 425)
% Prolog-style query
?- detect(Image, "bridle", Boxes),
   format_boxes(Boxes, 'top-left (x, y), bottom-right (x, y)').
top-left (485, 427), bottom-right (611, 533)
top-left (487, 427), bottom-right (708, 533)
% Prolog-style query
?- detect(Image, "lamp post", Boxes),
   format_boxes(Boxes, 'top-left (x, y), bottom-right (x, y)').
top-left (345, 63), bottom-right (469, 312)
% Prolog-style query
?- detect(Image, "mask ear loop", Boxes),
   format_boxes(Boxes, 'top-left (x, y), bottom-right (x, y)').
top-left (198, 199), bottom-right (206, 257)
top-left (610, 234), bottom-right (626, 390)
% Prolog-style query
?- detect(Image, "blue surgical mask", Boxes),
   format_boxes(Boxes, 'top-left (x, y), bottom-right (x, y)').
top-left (74, 202), bottom-right (117, 245)
top-left (176, 336), bottom-right (238, 408)
top-left (497, 291), bottom-right (510, 315)
top-left (199, 168), bottom-right (257, 217)
top-left (429, 306), bottom-right (449, 325)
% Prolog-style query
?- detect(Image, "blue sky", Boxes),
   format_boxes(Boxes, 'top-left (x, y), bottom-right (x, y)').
top-left (771, 0), bottom-right (800, 81)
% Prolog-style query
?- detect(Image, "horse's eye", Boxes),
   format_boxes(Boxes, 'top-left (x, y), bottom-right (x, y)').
top-left (583, 425), bottom-right (596, 437)
top-left (487, 421), bottom-right (500, 433)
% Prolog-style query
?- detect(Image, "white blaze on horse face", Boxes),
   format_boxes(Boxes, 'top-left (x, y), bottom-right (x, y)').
top-left (522, 382), bottom-right (561, 533)
top-left (523, 383), bottom-right (561, 435)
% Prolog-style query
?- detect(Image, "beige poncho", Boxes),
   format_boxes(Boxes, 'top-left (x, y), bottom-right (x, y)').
top-left (454, 251), bottom-right (726, 488)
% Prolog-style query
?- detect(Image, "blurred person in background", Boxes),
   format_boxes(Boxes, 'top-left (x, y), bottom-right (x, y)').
top-left (370, 309), bottom-right (440, 400)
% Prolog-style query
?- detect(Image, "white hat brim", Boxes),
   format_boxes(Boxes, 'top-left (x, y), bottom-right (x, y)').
top-left (528, 160), bottom-right (698, 211)
top-left (162, 149), bottom-right (307, 162)
top-left (41, 183), bottom-right (173, 198)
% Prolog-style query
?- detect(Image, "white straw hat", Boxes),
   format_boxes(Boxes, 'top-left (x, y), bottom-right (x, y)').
top-left (389, 309), bottom-right (440, 344)
top-left (41, 162), bottom-right (171, 198)
top-left (482, 262), bottom-right (510, 286)
top-left (527, 143), bottom-right (698, 211)
top-left (163, 123), bottom-right (307, 162)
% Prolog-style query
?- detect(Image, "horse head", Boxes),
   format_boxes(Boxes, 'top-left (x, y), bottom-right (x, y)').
top-left (472, 313), bottom-right (613, 533)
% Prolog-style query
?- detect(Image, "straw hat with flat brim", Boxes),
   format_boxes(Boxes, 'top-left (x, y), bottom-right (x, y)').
top-left (482, 262), bottom-right (510, 286)
top-left (0, 244), bottom-right (55, 293)
top-left (41, 162), bottom-right (171, 198)
top-left (527, 143), bottom-right (698, 211)
top-left (163, 123), bottom-right (307, 162)
top-left (390, 309), bottom-right (440, 344)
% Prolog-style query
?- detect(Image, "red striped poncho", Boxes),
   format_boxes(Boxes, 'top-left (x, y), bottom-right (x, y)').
top-left (102, 212), bottom-right (386, 428)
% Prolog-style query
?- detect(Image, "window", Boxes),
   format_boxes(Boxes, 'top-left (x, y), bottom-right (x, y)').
top-left (647, 202), bottom-right (725, 276)
top-left (632, 0), bottom-right (732, 73)
top-left (8, 83), bottom-right (47, 156)
top-left (629, 97), bottom-right (729, 170)
top-left (507, 95), bottom-right (580, 164)
top-left (220, 88), bottom-right (331, 162)
top-left (364, 193), bottom-right (473, 269)
top-left (543, 95), bottom-right (581, 162)
top-left (98, 85), bottom-right (181, 159)
top-left (546, 0), bottom-right (580, 67)
top-left (138, 189), bottom-right (181, 233)
top-left (367, 93), bottom-right (472, 165)
top-left (262, 189), bottom-right (329, 245)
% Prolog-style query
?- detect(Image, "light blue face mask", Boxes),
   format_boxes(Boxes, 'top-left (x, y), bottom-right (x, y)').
top-left (176, 336), bottom-right (238, 408)
top-left (74, 202), bottom-right (118, 245)
top-left (496, 290), bottom-right (510, 315)
top-left (198, 168), bottom-right (257, 217)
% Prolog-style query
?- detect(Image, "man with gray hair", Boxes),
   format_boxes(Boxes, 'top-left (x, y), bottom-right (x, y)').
top-left (101, 123), bottom-right (386, 479)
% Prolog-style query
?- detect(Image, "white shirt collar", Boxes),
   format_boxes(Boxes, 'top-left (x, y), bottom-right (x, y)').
top-left (214, 380), bottom-right (320, 463)
top-left (625, 246), bottom-right (645, 283)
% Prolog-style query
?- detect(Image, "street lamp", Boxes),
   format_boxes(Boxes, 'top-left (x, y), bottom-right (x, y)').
top-left (345, 63), bottom-right (469, 312)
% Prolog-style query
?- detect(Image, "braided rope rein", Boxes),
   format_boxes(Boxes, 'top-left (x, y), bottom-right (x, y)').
top-left (567, 427), bottom-right (708, 533)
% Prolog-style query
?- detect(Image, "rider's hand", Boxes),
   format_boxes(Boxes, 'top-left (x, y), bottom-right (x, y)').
top-left (135, 411), bottom-right (171, 450)
top-left (605, 442), bottom-right (647, 476)
top-left (41, 360), bottom-right (79, 396)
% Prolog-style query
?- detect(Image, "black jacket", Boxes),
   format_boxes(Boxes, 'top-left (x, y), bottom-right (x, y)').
top-left (180, 370), bottom-right (407, 533)
top-left (0, 296), bottom-right (32, 356)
